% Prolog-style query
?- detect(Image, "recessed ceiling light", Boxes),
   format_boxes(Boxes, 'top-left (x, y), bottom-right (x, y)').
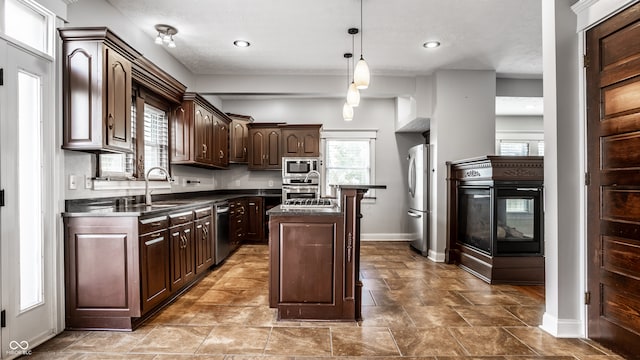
top-left (233, 40), bottom-right (250, 47)
top-left (423, 41), bottom-right (441, 49)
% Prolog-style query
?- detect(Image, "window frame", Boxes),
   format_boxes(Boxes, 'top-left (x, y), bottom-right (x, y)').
top-left (1, 0), bottom-right (56, 57)
top-left (97, 84), bottom-right (172, 182)
top-left (320, 129), bottom-right (377, 200)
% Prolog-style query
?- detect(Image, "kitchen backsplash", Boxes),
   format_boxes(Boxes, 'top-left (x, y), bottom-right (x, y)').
top-left (64, 150), bottom-right (282, 200)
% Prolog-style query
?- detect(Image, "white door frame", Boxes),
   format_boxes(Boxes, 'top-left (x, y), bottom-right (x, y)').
top-left (0, 35), bottom-right (61, 358)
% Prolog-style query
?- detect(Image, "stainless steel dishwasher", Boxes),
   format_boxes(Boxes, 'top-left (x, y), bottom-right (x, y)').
top-left (214, 201), bottom-right (230, 265)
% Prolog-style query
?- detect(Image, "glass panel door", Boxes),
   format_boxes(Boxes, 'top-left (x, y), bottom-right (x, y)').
top-left (17, 70), bottom-right (44, 311)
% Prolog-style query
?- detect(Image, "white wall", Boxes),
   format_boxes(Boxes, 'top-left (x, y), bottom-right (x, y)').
top-left (222, 98), bottom-right (424, 237)
top-left (541, 0), bottom-right (583, 337)
top-left (65, 0), bottom-right (195, 88)
top-left (431, 70), bottom-right (497, 262)
top-left (496, 116), bottom-right (544, 132)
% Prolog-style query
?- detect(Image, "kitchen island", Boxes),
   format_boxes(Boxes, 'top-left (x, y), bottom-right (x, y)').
top-left (267, 185), bottom-right (385, 321)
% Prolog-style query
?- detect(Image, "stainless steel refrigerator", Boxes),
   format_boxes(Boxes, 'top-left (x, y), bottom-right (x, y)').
top-left (407, 144), bottom-right (431, 256)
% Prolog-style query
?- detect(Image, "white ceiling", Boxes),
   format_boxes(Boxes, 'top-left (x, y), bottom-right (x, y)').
top-left (106, 0), bottom-right (542, 78)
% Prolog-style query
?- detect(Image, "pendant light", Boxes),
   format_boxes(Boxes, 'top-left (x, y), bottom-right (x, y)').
top-left (343, 53), bottom-right (354, 121)
top-left (346, 32), bottom-right (360, 107)
top-left (354, 0), bottom-right (370, 89)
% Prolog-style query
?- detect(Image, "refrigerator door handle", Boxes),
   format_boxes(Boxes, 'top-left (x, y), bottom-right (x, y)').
top-left (407, 211), bottom-right (422, 218)
top-left (408, 157), bottom-right (416, 197)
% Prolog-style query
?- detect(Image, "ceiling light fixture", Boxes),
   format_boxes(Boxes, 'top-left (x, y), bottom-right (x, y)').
top-left (233, 40), bottom-right (251, 48)
top-left (343, 53), bottom-right (354, 122)
top-left (154, 24), bottom-right (178, 48)
top-left (423, 41), bottom-right (441, 49)
top-left (346, 30), bottom-right (360, 107)
top-left (353, 0), bottom-right (370, 90)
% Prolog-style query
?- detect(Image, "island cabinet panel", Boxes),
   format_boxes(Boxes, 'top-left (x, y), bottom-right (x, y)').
top-left (64, 216), bottom-right (140, 330)
top-left (269, 215), bottom-right (348, 320)
top-left (279, 223), bottom-right (336, 304)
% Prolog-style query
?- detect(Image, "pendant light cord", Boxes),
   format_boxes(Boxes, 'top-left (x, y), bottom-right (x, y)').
top-left (352, 34), bottom-right (356, 81)
top-left (360, 0), bottom-right (364, 57)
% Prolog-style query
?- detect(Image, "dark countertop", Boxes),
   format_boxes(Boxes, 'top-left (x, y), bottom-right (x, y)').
top-left (63, 189), bottom-right (282, 217)
top-left (333, 184), bottom-right (387, 190)
top-left (267, 204), bottom-right (342, 217)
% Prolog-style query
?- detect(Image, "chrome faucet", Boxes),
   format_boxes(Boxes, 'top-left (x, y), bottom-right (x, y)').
top-left (304, 170), bottom-right (321, 183)
top-left (145, 166), bottom-right (171, 205)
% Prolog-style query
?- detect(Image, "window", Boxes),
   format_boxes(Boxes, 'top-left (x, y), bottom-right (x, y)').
top-left (3, 0), bottom-right (54, 56)
top-left (98, 88), bottom-right (170, 180)
top-left (496, 134), bottom-right (544, 156)
top-left (321, 130), bottom-right (376, 198)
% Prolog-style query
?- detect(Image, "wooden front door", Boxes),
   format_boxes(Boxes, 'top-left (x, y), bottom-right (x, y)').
top-left (586, 2), bottom-right (640, 358)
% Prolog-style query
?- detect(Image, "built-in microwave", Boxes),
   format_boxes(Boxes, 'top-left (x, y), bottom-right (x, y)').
top-left (282, 157), bottom-right (321, 181)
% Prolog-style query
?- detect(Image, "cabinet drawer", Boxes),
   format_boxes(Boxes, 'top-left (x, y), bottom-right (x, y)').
top-left (139, 216), bottom-right (169, 235)
top-left (169, 211), bottom-right (194, 227)
top-left (194, 206), bottom-right (212, 219)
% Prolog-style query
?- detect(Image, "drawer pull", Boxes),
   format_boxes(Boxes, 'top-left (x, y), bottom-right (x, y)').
top-left (145, 237), bottom-right (164, 246)
top-left (150, 222), bottom-right (163, 227)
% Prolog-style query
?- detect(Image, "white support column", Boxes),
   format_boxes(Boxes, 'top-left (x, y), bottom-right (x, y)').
top-left (431, 70), bottom-right (496, 262)
top-left (541, 0), bottom-right (584, 338)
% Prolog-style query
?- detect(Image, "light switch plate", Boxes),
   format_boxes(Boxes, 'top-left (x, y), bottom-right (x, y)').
top-left (69, 175), bottom-right (77, 190)
top-left (84, 176), bottom-right (92, 189)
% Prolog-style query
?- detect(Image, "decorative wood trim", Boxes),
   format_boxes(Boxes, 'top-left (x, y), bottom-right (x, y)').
top-left (132, 57), bottom-right (186, 104)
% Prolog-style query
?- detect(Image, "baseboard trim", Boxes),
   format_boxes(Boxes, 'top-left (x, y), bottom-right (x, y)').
top-left (428, 249), bottom-right (446, 262)
top-left (540, 312), bottom-right (585, 338)
top-left (361, 233), bottom-right (412, 241)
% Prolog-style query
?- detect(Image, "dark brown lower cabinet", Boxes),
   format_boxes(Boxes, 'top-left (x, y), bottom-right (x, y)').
top-left (64, 204), bottom-right (216, 331)
top-left (64, 216), bottom-right (140, 330)
top-left (139, 217), bottom-right (171, 314)
top-left (245, 197), bottom-right (264, 242)
top-left (169, 220), bottom-right (195, 292)
top-left (194, 213), bottom-right (214, 274)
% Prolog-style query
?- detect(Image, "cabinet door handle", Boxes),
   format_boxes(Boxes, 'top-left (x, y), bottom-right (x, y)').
top-left (202, 144), bottom-right (207, 155)
top-left (145, 237), bottom-right (164, 246)
top-left (108, 114), bottom-right (114, 130)
top-left (243, 147), bottom-right (247, 154)
top-left (347, 232), bottom-right (353, 263)
top-left (219, 150), bottom-right (224, 159)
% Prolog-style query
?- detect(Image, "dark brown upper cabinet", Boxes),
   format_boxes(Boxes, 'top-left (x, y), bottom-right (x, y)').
top-left (60, 28), bottom-right (140, 153)
top-left (227, 113), bottom-right (254, 164)
top-left (60, 27), bottom-right (186, 156)
top-left (247, 123), bottom-right (284, 170)
top-left (281, 124), bottom-right (321, 157)
top-left (171, 93), bottom-right (231, 169)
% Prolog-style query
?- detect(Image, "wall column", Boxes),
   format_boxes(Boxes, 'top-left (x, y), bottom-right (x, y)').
top-left (431, 70), bottom-right (496, 262)
top-left (541, 0), bottom-right (584, 337)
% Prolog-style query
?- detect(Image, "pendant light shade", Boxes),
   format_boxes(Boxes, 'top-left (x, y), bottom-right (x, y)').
top-left (354, 56), bottom-right (370, 89)
top-left (343, 102), bottom-right (354, 121)
top-left (354, 0), bottom-right (370, 89)
top-left (347, 82), bottom-right (360, 107)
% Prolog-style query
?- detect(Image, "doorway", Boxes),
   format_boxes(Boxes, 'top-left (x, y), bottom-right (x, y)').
top-left (586, 2), bottom-right (640, 358)
top-left (0, 39), bottom-right (58, 358)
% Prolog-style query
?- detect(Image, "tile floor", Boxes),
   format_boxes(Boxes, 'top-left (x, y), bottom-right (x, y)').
top-left (28, 242), bottom-right (624, 359)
